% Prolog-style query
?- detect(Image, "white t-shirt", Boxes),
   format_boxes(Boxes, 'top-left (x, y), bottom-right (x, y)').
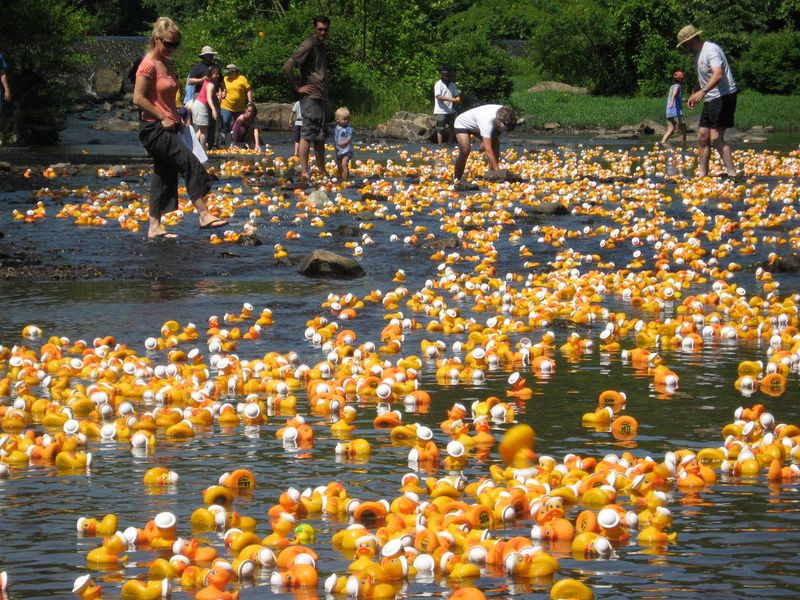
top-left (433, 80), bottom-right (460, 114)
top-left (695, 41), bottom-right (737, 101)
top-left (291, 101), bottom-right (303, 126)
top-left (453, 104), bottom-right (503, 138)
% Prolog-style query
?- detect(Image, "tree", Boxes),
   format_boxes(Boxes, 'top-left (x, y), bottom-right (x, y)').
top-left (77, 0), bottom-right (156, 35)
top-left (140, 0), bottom-right (216, 25)
top-left (440, 0), bottom-right (544, 40)
top-left (437, 33), bottom-right (513, 106)
top-left (529, 0), bottom-right (633, 95)
top-left (1, 0), bottom-right (92, 143)
top-left (615, 0), bottom-right (689, 96)
top-left (738, 30), bottom-right (800, 94)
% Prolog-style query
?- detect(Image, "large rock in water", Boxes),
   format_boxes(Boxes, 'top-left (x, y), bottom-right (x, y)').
top-left (91, 117), bottom-right (139, 132)
top-left (374, 112), bottom-right (436, 141)
top-left (255, 103), bottom-right (293, 131)
top-left (638, 119), bottom-right (665, 135)
top-left (526, 202), bottom-right (569, 215)
top-left (759, 253), bottom-right (800, 273)
top-left (94, 69), bottom-right (124, 100)
top-left (297, 249), bottom-right (365, 279)
top-left (527, 81), bottom-right (589, 95)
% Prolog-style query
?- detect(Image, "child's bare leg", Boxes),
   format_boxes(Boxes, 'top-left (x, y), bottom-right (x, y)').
top-left (661, 122), bottom-right (674, 145)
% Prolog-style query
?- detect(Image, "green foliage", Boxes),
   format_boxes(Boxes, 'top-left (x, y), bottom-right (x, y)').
top-left (77, 0), bottom-right (156, 35)
top-left (1, 0), bottom-right (92, 143)
top-left (738, 30), bottom-right (800, 94)
top-left (437, 33), bottom-right (513, 106)
top-left (525, 0), bottom-right (800, 98)
top-left (140, 0), bottom-right (217, 26)
top-left (511, 89), bottom-right (800, 131)
top-left (174, 0), bottom-right (264, 76)
top-left (690, 1), bottom-right (785, 58)
top-left (440, 0), bottom-right (543, 39)
top-left (528, 1), bottom-right (633, 95)
top-left (614, 0), bottom-right (689, 96)
top-left (175, 0), bottom-right (477, 124)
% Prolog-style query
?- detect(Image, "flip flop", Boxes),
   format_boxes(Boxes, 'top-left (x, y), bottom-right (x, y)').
top-left (200, 218), bottom-right (229, 229)
top-left (149, 231), bottom-right (178, 240)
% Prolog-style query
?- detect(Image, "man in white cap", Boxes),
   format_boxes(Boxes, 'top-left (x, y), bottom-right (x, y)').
top-left (187, 46), bottom-right (219, 146)
top-left (676, 24), bottom-right (738, 179)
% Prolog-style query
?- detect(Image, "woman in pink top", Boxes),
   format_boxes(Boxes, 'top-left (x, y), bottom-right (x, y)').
top-left (191, 65), bottom-right (221, 151)
top-left (132, 17), bottom-right (228, 239)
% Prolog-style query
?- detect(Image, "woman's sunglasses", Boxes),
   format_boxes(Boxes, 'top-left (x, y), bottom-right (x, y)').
top-left (160, 38), bottom-right (181, 49)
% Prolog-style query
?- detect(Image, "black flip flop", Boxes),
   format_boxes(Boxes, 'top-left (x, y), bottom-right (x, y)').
top-left (200, 218), bottom-right (229, 229)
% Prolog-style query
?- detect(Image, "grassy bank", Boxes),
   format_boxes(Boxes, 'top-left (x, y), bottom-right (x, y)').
top-left (511, 90), bottom-right (800, 131)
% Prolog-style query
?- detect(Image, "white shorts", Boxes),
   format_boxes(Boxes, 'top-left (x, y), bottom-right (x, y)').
top-left (192, 102), bottom-right (210, 127)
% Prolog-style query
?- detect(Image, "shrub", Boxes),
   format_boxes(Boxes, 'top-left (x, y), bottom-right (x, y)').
top-left (436, 33), bottom-right (513, 107)
top-left (528, 2), bottom-right (633, 96)
top-left (738, 30), bottom-right (800, 95)
top-left (440, 0), bottom-right (543, 39)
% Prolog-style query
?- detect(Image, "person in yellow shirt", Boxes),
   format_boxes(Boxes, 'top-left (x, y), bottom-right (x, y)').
top-left (220, 64), bottom-right (252, 146)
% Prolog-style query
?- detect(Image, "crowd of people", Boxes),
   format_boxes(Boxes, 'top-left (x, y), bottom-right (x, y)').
top-left (124, 15), bottom-right (738, 241)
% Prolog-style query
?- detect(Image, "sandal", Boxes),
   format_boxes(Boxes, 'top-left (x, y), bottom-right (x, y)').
top-left (149, 231), bottom-right (178, 240)
top-left (200, 218), bottom-right (229, 229)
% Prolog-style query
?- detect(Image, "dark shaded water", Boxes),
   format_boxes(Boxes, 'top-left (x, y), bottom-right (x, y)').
top-left (0, 127), bottom-right (799, 599)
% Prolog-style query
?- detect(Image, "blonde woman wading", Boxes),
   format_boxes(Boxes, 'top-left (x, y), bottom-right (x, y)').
top-left (133, 17), bottom-right (228, 239)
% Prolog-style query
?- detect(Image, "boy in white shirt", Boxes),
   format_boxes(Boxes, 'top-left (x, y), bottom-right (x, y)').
top-left (433, 67), bottom-right (461, 144)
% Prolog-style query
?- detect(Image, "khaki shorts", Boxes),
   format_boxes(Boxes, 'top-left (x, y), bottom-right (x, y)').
top-left (435, 113), bottom-right (456, 133)
top-left (191, 102), bottom-right (210, 127)
top-left (300, 98), bottom-right (328, 142)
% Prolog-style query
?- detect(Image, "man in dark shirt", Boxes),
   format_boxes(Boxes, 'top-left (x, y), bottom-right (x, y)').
top-left (187, 46), bottom-right (219, 147)
top-left (284, 16), bottom-right (330, 185)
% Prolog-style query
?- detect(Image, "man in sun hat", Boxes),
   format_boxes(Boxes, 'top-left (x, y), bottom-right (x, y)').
top-left (187, 46), bottom-right (219, 94)
top-left (676, 24), bottom-right (738, 178)
top-left (187, 45), bottom-right (220, 146)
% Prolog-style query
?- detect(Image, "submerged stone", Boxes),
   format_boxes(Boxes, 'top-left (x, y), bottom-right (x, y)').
top-left (296, 249), bottom-right (365, 279)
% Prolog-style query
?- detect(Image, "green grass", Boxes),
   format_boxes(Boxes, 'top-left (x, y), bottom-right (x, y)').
top-left (511, 89), bottom-right (800, 131)
top-left (509, 56), bottom-right (543, 93)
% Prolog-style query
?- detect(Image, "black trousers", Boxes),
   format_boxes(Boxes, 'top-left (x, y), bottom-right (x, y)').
top-left (139, 121), bottom-right (213, 218)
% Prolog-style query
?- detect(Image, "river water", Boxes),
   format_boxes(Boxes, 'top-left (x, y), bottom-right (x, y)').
top-left (0, 116), bottom-right (799, 599)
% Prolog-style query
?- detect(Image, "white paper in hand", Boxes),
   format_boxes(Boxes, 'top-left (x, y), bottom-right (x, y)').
top-left (178, 126), bottom-right (208, 164)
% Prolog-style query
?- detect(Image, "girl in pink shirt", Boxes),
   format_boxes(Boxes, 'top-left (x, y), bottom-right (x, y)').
top-left (133, 17), bottom-right (227, 239)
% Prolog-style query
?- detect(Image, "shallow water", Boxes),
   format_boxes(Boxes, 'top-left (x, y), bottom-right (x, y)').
top-left (1, 132), bottom-right (800, 599)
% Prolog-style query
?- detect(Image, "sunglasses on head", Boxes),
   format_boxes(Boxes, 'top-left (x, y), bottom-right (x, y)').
top-left (160, 37), bottom-right (180, 49)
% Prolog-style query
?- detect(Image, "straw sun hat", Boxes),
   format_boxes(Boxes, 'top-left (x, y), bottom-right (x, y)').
top-left (676, 25), bottom-right (702, 48)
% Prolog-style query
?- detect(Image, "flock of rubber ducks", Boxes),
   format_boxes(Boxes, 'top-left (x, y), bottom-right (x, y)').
top-left (3, 142), bottom-right (800, 598)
